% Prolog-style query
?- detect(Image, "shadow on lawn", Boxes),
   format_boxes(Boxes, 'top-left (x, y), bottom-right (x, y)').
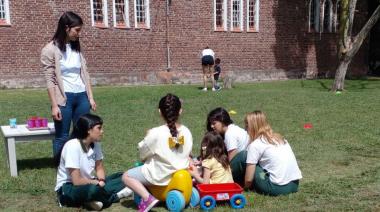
top-left (18, 157), bottom-right (55, 171)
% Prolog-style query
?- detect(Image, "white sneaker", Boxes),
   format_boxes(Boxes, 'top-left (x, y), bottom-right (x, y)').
top-left (117, 187), bottom-right (133, 199)
top-left (202, 87), bottom-right (207, 91)
top-left (212, 87), bottom-right (216, 91)
top-left (84, 201), bottom-right (103, 211)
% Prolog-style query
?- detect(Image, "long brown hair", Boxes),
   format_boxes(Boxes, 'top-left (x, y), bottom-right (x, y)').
top-left (200, 131), bottom-right (229, 169)
top-left (158, 93), bottom-right (181, 137)
top-left (244, 111), bottom-right (284, 145)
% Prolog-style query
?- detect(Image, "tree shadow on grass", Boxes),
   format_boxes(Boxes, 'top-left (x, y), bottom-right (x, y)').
top-left (18, 157), bottom-right (55, 171)
top-left (300, 80), bottom-right (331, 91)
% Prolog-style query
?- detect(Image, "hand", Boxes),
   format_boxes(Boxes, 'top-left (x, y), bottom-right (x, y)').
top-left (98, 181), bottom-right (105, 187)
top-left (89, 98), bottom-right (97, 111)
top-left (51, 106), bottom-right (62, 121)
top-left (188, 164), bottom-right (199, 177)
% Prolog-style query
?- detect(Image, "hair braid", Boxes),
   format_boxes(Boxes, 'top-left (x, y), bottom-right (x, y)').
top-left (159, 93), bottom-right (181, 138)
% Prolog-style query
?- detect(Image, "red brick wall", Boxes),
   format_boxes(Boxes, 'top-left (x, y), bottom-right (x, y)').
top-left (0, 0), bottom-right (368, 88)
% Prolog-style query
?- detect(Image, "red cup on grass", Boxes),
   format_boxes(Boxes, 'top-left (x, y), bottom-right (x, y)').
top-left (303, 123), bottom-right (313, 129)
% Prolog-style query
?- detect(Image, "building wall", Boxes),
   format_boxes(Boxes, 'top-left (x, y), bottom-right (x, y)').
top-left (0, 0), bottom-right (368, 88)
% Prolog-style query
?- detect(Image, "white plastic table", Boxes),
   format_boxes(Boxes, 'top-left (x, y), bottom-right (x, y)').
top-left (1, 123), bottom-right (55, 177)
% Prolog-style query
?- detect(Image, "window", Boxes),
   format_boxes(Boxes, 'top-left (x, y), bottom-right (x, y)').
top-left (0, 0), bottom-right (10, 25)
top-left (335, 0), bottom-right (341, 32)
top-left (113, 0), bottom-right (129, 28)
top-left (309, 0), bottom-right (320, 32)
top-left (214, 0), bottom-right (227, 31)
top-left (322, 0), bottom-right (333, 32)
top-left (231, 0), bottom-right (243, 31)
top-left (247, 0), bottom-right (259, 32)
top-left (91, 0), bottom-right (108, 27)
top-left (134, 0), bottom-right (150, 29)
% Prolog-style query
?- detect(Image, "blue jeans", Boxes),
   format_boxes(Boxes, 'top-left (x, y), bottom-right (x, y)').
top-left (53, 92), bottom-right (90, 159)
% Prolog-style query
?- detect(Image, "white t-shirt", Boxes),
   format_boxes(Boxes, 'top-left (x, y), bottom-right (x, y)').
top-left (138, 125), bottom-right (193, 185)
top-left (55, 139), bottom-right (103, 191)
top-left (201, 48), bottom-right (215, 58)
top-left (246, 136), bottom-right (302, 185)
top-left (60, 44), bottom-right (86, 93)
top-left (224, 124), bottom-right (249, 153)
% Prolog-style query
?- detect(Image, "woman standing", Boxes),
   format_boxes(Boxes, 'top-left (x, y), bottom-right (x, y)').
top-left (201, 46), bottom-right (216, 91)
top-left (41, 11), bottom-right (96, 165)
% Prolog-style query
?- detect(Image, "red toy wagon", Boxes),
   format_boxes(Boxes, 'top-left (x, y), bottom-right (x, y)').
top-left (195, 183), bottom-right (247, 210)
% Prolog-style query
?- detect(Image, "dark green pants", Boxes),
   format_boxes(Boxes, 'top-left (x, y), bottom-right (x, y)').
top-left (253, 165), bottom-right (299, 196)
top-left (57, 172), bottom-right (125, 209)
top-left (230, 151), bottom-right (299, 196)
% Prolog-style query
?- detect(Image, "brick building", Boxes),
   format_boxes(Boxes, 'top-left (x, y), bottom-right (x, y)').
top-left (0, 0), bottom-right (369, 88)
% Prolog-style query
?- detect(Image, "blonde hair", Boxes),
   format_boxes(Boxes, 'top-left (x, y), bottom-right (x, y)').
top-left (244, 111), bottom-right (284, 145)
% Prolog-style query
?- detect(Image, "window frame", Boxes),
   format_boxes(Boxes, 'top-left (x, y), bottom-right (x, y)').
top-left (230, 0), bottom-right (243, 32)
top-left (214, 0), bottom-right (227, 31)
top-left (334, 0), bottom-right (340, 33)
top-left (134, 0), bottom-right (150, 29)
top-left (113, 0), bottom-right (130, 28)
top-left (0, 0), bottom-right (11, 25)
top-left (246, 0), bottom-right (259, 32)
top-left (322, 0), bottom-right (333, 33)
top-left (308, 0), bottom-right (320, 33)
top-left (90, 0), bottom-right (109, 28)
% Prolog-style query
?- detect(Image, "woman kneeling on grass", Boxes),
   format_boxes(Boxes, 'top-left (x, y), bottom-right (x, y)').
top-left (55, 114), bottom-right (132, 211)
top-left (244, 111), bottom-right (302, 196)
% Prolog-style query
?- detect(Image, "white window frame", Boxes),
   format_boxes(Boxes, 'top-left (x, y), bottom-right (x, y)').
top-left (214, 0), bottom-right (227, 31)
top-left (334, 0), bottom-right (340, 33)
top-left (90, 0), bottom-right (109, 27)
top-left (134, 0), bottom-right (150, 29)
top-left (0, 0), bottom-right (11, 25)
top-left (113, 0), bottom-right (130, 28)
top-left (322, 0), bottom-right (333, 33)
top-left (308, 0), bottom-right (320, 32)
top-left (246, 0), bottom-right (259, 32)
top-left (231, 0), bottom-right (243, 31)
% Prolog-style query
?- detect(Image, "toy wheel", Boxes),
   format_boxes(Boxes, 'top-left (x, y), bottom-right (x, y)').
top-left (200, 195), bottom-right (216, 210)
top-left (133, 193), bottom-right (141, 205)
top-left (189, 187), bottom-right (200, 207)
top-left (166, 190), bottom-right (186, 212)
top-left (230, 194), bottom-right (246, 209)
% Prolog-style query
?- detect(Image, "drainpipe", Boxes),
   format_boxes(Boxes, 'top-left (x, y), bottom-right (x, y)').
top-left (166, 0), bottom-right (171, 71)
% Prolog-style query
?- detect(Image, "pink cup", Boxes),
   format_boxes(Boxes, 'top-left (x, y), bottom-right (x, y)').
top-left (35, 118), bottom-right (43, 128)
top-left (42, 118), bottom-right (48, 127)
top-left (27, 119), bottom-right (36, 128)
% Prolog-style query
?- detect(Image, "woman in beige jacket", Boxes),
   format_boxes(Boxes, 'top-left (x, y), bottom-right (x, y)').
top-left (41, 11), bottom-right (96, 166)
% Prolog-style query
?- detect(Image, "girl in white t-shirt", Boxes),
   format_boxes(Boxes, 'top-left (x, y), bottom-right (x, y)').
top-left (122, 94), bottom-right (193, 212)
top-left (55, 114), bottom-right (132, 211)
top-left (206, 107), bottom-right (249, 161)
top-left (244, 111), bottom-right (302, 196)
top-left (189, 131), bottom-right (233, 184)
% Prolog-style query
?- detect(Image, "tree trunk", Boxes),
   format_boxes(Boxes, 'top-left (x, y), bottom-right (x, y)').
top-left (332, 57), bottom-right (351, 91)
top-left (332, 4), bottom-right (380, 91)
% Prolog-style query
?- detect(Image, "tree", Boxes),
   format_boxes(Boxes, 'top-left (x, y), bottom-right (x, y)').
top-left (332, 0), bottom-right (380, 91)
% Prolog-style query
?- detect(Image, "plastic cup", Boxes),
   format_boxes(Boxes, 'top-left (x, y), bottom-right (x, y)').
top-left (35, 118), bottom-right (42, 128)
top-left (27, 119), bottom-right (36, 128)
top-left (9, 118), bottom-right (17, 128)
top-left (42, 118), bottom-right (48, 127)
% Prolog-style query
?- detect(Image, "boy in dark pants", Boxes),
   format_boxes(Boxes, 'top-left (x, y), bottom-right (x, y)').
top-left (214, 58), bottom-right (222, 90)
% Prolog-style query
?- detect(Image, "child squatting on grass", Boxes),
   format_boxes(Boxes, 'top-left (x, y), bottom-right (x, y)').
top-left (55, 114), bottom-right (132, 211)
top-left (189, 131), bottom-right (234, 184)
top-left (122, 93), bottom-right (193, 212)
top-left (244, 111), bottom-right (302, 196)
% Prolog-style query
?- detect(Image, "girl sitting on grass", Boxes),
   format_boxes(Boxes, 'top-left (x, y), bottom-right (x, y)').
top-left (244, 111), bottom-right (302, 196)
top-left (122, 93), bottom-right (193, 212)
top-left (55, 114), bottom-right (132, 211)
top-left (189, 131), bottom-right (233, 184)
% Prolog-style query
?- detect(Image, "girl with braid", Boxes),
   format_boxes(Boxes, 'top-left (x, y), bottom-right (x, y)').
top-left (122, 93), bottom-right (193, 212)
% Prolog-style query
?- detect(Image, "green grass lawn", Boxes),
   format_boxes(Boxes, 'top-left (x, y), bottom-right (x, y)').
top-left (0, 79), bottom-right (379, 211)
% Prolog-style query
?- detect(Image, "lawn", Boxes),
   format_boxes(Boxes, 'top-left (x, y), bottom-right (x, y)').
top-left (0, 79), bottom-right (379, 211)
